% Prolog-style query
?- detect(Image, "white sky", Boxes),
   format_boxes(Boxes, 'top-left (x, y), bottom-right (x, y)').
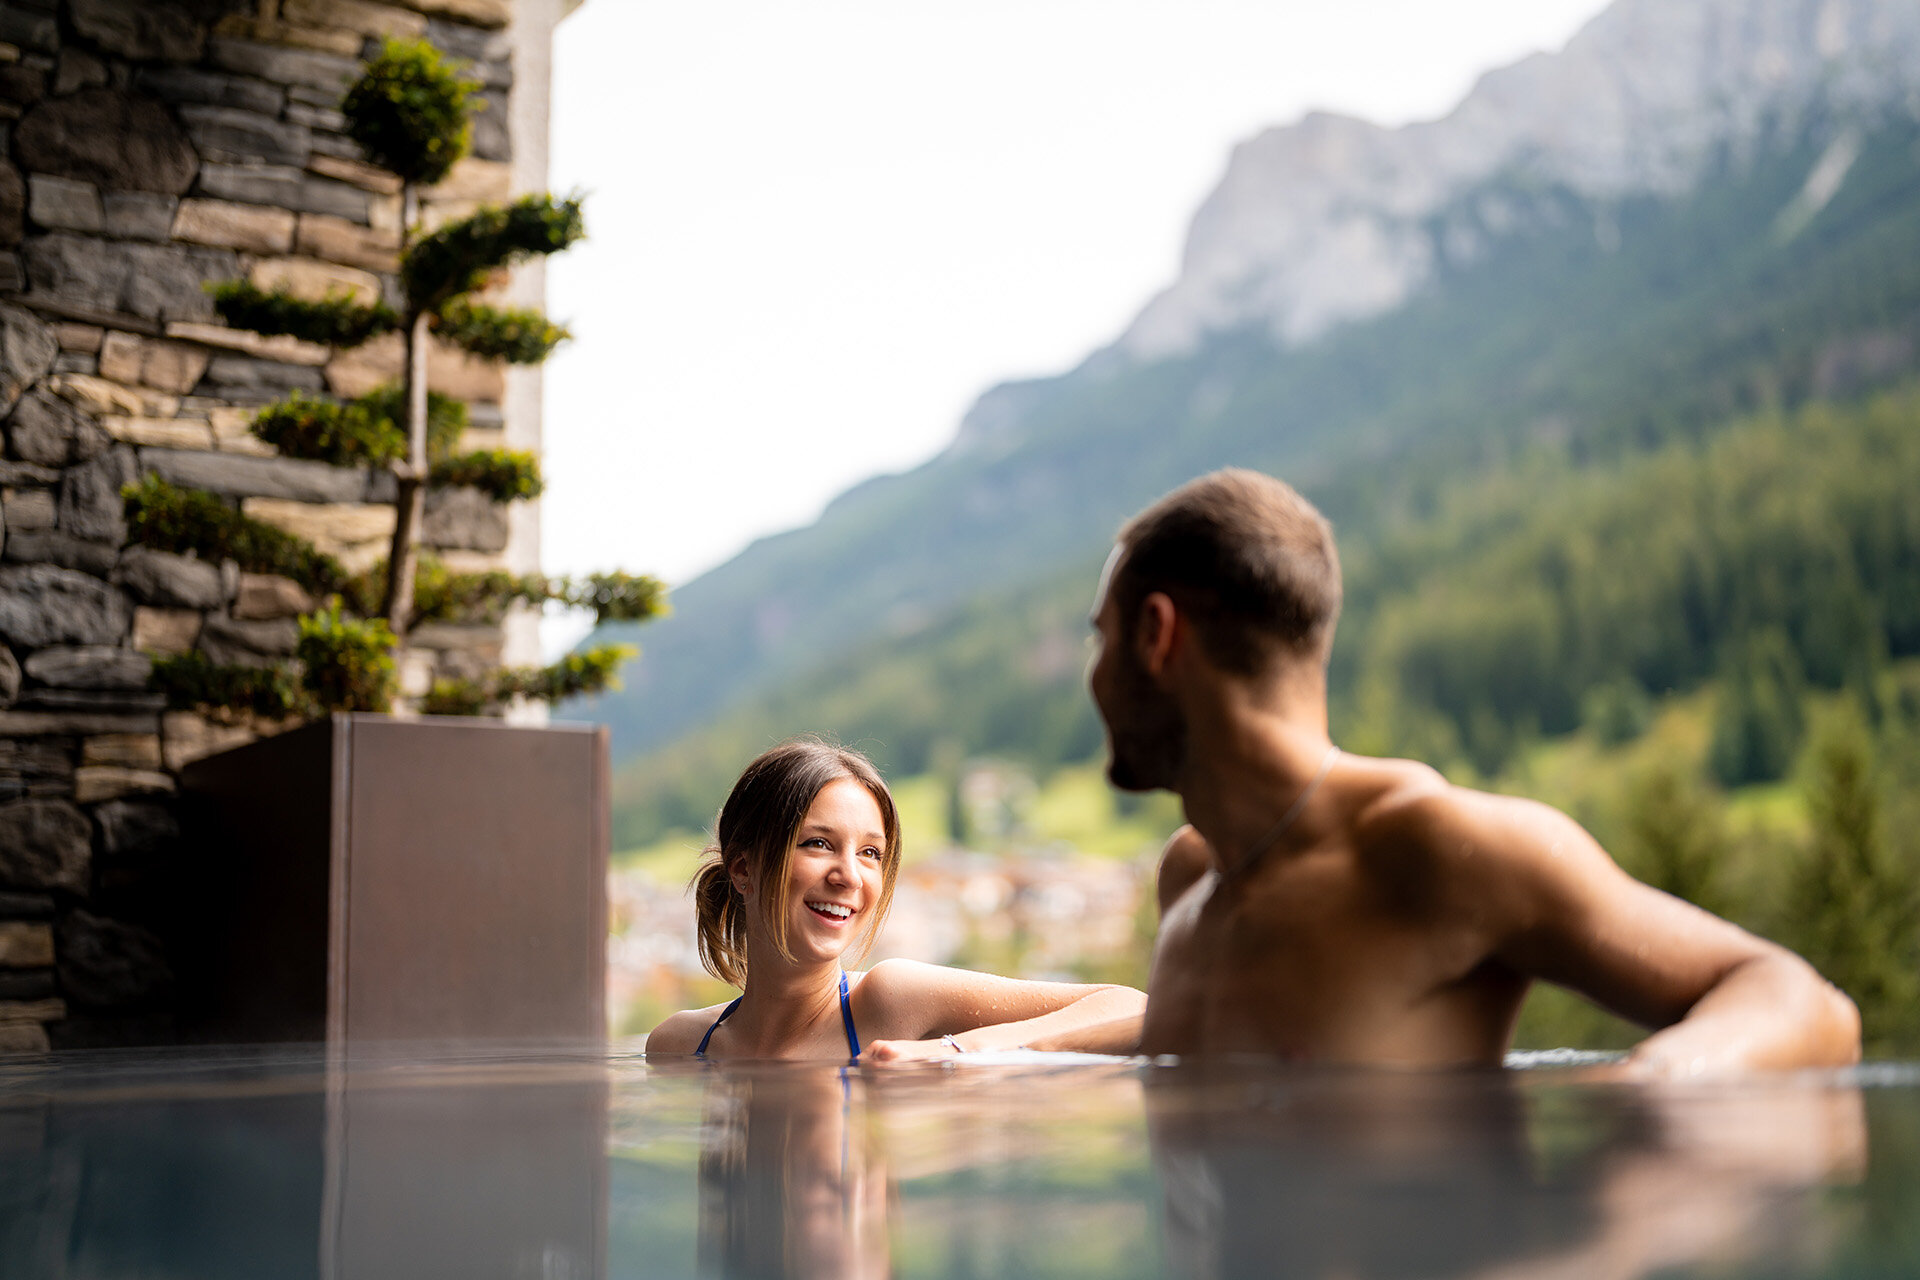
top-left (541, 0), bottom-right (1613, 633)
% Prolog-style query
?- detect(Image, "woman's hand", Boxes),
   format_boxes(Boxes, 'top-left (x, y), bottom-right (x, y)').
top-left (860, 1036), bottom-right (961, 1063)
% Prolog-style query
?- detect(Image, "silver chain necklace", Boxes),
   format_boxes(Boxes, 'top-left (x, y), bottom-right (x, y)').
top-left (1220, 744), bottom-right (1340, 882)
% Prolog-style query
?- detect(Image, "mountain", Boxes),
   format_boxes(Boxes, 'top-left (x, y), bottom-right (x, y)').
top-left (1121, 0), bottom-right (1920, 359)
top-left (573, 0), bottom-right (1920, 843)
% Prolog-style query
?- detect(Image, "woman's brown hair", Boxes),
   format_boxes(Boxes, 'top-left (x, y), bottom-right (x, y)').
top-left (691, 739), bottom-right (903, 987)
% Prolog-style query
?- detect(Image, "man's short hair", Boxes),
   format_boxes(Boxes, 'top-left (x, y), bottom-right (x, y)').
top-left (1114, 468), bottom-right (1342, 674)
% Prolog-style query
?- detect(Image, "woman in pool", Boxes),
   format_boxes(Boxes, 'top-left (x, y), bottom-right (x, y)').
top-left (646, 739), bottom-right (1146, 1061)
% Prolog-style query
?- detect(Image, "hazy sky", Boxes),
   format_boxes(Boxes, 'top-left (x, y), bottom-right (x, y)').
top-left (541, 0), bottom-right (1613, 630)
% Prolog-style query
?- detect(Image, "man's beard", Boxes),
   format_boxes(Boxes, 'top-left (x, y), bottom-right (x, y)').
top-left (1104, 645), bottom-right (1188, 793)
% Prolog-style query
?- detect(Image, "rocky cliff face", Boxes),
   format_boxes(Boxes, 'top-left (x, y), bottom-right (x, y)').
top-left (1118, 0), bottom-right (1920, 360)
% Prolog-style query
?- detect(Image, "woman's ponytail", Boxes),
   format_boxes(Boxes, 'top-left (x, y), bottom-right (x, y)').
top-left (692, 854), bottom-right (748, 987)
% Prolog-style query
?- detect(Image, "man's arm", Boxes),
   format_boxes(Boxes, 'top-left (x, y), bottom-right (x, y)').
top-left (1400, 786), bottom-right (1860, 1075)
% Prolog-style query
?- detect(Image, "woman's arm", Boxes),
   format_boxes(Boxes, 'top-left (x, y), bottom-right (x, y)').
top-left (859, 959), bottom-right (1145, 1062)
top-left (1018, 1013), bottom-right (1144, 1055)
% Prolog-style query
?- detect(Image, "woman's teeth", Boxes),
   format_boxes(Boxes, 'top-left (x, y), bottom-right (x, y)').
top-left (808, 901), bottom-right (853, 920)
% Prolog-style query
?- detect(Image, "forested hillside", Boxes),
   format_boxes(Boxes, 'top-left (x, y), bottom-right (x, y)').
top-left (1336, 393), bottom-right (1920, 775)
top-left (610, 384), bottom-right (1920, 833)
top-left (578, 116), bottom-right (1920, 763)
top-left (599, 117), bottom-right (1920, 839)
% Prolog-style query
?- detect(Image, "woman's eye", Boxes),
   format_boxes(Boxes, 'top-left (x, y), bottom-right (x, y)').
top-left (858, 847), bottom-right (882, 860)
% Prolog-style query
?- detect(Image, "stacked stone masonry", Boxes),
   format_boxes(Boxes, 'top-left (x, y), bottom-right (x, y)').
top-left (0, 0), bottom-right (537, 1051)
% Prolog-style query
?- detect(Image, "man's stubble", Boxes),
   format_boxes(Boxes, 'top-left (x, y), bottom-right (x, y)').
top-left (1103, 639), bottom-right (1189, 795)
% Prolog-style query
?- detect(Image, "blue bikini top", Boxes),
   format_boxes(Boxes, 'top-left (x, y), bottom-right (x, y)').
top-left (694, 969), bottom-right (862, 1061)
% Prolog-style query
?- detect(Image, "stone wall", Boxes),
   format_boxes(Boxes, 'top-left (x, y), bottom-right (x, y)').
top-left (0, 0), bottom-right (559, 1051)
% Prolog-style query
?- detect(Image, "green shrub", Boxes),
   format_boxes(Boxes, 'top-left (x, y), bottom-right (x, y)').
top-left (254, 386), bottom-right (469, 468)
top-left (252, 391), bottom-right (407, 467)
top-left (420, 676), bottom-right (494, 716)
top-left (123, 476), bottom-right (344, 593)
top-left (433, 299), bottom-right (571, 364)
top-left (297, 600), bottom-right (397, 713)
top-left (429, 448), bottom-right (544, 502)
top-left (500, 644), bottom-right (636, 702)
top-left (561, 571), bottom-right (670, 624)
top-left (345, 555), bottom-right (546, 625)
top-left (341, 37), bottom-right (477, 187)
top-left (403, 194), bottom-right (585, 310)
top-left (342, 559), bottom-right (667, 627)
top-left (422, 644), bottom-right (637, 717)
top-left (149, 653), bottom-right (307, 719)
top-left (352, 383), bottom-right (470, 462)
top-left (208, 281), bottom-right (399, 347)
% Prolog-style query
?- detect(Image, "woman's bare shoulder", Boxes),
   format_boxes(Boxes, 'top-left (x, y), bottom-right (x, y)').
top-left (850, 958), bottom-right (1006, 1018)
top-left (849, 957), bottom-right (943, 998)
top-left (644, 1001), bottom-right (733, 1055)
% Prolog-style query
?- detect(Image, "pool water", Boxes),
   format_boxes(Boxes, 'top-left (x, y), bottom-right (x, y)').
top-left (2, 1047), bottom-right (1917, 1278)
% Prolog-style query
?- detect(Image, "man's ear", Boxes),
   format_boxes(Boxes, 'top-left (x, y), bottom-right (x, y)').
top-left (1135, 592), bottom-right (1180, 677)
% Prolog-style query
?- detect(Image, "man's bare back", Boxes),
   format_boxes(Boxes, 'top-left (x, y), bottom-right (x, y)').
top-left (1140, 752), bottom-right (1854, 1069)
top-left (1054, 469), bottom-right (1862, 1075)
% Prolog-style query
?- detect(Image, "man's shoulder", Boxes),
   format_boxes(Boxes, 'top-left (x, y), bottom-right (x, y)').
top-left (1345, 754), bottom-right (1593, 899)
top-left (1344, 754), bottom-right (1452, 843)
top-left (1345, 755), bottom-right (1559, 864)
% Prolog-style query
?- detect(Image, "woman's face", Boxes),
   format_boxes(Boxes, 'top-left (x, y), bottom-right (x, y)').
top-left (777, 777), bottom-right (889, 966)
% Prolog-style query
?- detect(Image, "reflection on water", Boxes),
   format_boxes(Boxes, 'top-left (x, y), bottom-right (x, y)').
top-left (693, 1068), bottom-right (889, 1279)
top-left (0, 1048), bottom-right (1916, 1278)
top-left (0, 1047), bottom-right (609, 1280)
top-left (1145, 1067), bottom-right (1867, 1280)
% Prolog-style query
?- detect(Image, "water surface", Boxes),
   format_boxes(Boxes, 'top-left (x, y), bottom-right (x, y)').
top-left (2, 1046), bottom-right (1917, 1278)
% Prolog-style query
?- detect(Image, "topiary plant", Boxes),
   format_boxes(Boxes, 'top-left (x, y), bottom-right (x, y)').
top-left (131, 37), bottom-right (664, 718)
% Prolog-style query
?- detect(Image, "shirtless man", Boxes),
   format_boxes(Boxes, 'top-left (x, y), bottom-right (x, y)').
top-left (1035, 469), bottom-right (1859, 1074)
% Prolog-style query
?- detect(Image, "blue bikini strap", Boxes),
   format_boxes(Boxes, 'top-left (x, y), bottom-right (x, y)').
top-left (694, 996), bottom-right (741, 1058)
top-left (839, 970), bottom-right (861, 1060)
top-left (692, 976), bottom-right (858, 1059)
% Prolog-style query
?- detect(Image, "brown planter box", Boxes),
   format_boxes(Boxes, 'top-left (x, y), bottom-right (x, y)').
top-left (173, 714), bottom-right (609, 1047)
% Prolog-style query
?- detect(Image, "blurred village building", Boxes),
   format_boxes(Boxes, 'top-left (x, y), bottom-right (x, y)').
top-left (0, 0), bottom-right (573, 1051)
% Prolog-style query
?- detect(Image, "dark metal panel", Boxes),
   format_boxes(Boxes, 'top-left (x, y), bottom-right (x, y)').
top-left (173, 719), bottom-right (337, 1042)
top-left (325, 714), bottom-right (353, 1058)
top-left (341, 716), bottom-right (606, 1045)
